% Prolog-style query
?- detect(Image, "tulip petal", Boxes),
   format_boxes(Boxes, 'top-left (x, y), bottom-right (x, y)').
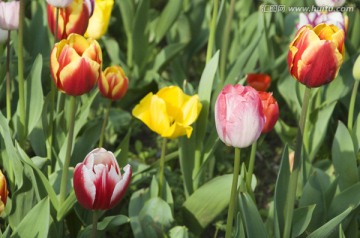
top-left (73, 164), bottom-right (96, 209)
top-left (110, 164), bottom-right (132, 208)
top-left (297, 40), bottom-right (342, 87)
top-left (60, 57), bottom-right (100, 95)
top-left (181, 95), bottom-right (202, 127)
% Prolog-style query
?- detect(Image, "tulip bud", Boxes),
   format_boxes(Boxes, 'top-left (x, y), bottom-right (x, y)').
top-left (258, 92), bottom-right (279, 133)
top-left (47, 0), bottom-right (94, 40)
top-left (288, 24), bottom-right (345, 88)
top-left (353, 55), bottom-right (360, 81)
top-left (215, 84), bottom-right (265, 148)
top-left (246, 73), bottom-right (271, 92)
top-left (132, 86), bottom-right (202, 139)
top-left (73, 148), bottom-right (132, 210)
top-left (46, 0), bottom-right (74, 8)
top-left (50, 33), bottom-right (102, 96)
top-left (99, 66), bottom-right (129, 100)
top-left (0, 1), bottom-right (19, 30)
top-left (0, 170), bottom-right (8, 215)
top-left (85, 0), bottom-right (114, 39)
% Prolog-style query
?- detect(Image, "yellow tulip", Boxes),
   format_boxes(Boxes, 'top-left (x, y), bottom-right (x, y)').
top-left (85, 0), bottom-right (114, 39)
top-left (132, 86), bottom-right (202, 139)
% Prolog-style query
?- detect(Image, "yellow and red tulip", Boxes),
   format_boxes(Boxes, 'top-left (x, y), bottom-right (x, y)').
top-left (132, 86), bottom-right (202, 139)
top-left (99, 65), bottom-right (128, 100)
top-left (47, 0), bottom-right (94, 40)
top-left (85, 0), bottom-right (114, 39)
top-left (288, 23), bottom-right (345, 88)
top-left (50, 33), bottom-right (102, 96)
top-left (0, 170), bottom-right (8, 215)
top-left (246, 73), bottom-right (271, 92)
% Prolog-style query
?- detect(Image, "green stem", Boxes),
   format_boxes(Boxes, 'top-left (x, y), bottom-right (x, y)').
top-left (18, 0), bottom-right (26, 146)
top-left (219, 0), bottom-right (235, 84)
top-left (92, 210), bottom-right (98, 238)
top-left (59, 96), bottom-right (77, 203)
top-left (283, 87), bottom-right (311, 238)
top-left (246, 141), bottom-right (257, 192)
top-left (127, 32), bottom-right (133, 68)
top-left (6, 30), bottom-right (11, 121)
top-left (98, 100), bottom-right (112, 148)
top-left (205, 0), bottom-right (219, 63)
top-left (348, 80), bottom-right (359, 131)
top-left (225, 147), bottom-right (241, 238)
top-left (158, 137), bottom-right (167, 197)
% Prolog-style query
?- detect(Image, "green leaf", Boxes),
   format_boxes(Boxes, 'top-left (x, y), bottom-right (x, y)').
top-left (79, 215), bottom-right (130, 238)
top-left (328, 182), bottom-right (360, 219)
top-left (332, 121), bottom-right (358, 191)
top-left (292, 205), bottom-right (316, 238)
top-left (152, 43), bottom-right (187, 72)
top-left (11, 198), bottom-right (50, 238)
top-left (307, 206), bottom-right (353, 238)
top-left (238, 192), bottom-right (269, 238)
top-left (182, 174), bottom-right (234, 235)
top-left (57, 191), bottom-right (76, 221)
top-left (25, 54), bottom-right (44, 136)
top-left (116, 0), bottom-right (134, 35)
top-left (132, 0), bottom-right (149, 69)
top-left (155, 0), bottom-right (183, 43)
top-left (129, 188), bottom-right (151, 238)
top-left (169, 226), bottom-right (189, 238)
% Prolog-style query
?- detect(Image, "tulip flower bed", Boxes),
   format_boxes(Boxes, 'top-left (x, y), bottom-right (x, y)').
top-left (1, 0), bottom-right (360, 237)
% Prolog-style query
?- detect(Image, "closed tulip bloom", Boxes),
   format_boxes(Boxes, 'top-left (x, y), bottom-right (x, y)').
top-left (85, 0), bottom-right (114, 39)
top-left (0, 0), bottom-right (19, 30)
top-left (47, 0), bottom-right (94, 40)
top-left (215, 84), bottom-right (265, 148)
top-left (246, 73), bottom-right (271, 92)
top-left (46, 0), bottom-right (74, 8)
top-left (73, 148), bottom-right (132, 210)
top-left (99, 66), bottom-right (128, 100)
top-left (132, 86), bottom-right (202, 139)
top-left (0, 170), bottom-right (8, 215)
top-left (50, 33), bottom-right (102, 96)
top-left (258, 92), bottom-right (279, 133)
top-left (288, 24), bottom-right (345, 87)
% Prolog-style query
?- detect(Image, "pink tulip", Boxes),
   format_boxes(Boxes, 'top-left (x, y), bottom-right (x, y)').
top-left (0, 1), bottom-right (19, 30)
top-left (215, 84), bottom-right (265, 148)
top-left (73, 148), bottom-right (132, 210)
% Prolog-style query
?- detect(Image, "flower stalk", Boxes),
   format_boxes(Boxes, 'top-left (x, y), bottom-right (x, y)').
top-left (6, 30), bottom-right (11, 121)
top-left (347, 80), bottom-right (359, 131)
top-left (158, 137), bottom-right (167, 197)
top-left (92, 210), bottom-right (98, 238)
top-left (99, 100), bottom-right (112, 148)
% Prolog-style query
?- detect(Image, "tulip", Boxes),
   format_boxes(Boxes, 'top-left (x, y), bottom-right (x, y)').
top-left (50, 33), bottom-right (102, 96)
top-left (46, 0), bottom-right (74, 8)
top-left (353, 55), bottom-right (360, 81)
top-left (288, 24), bottom-right (345, 88)
top-left (47, 0), bottom-right (94, 40)
top-left (99, 65), bottom-right (128, 100)
top-left (297, 12), bottom-right (347, 32)
top-left (215, 84), bottom-right (265, 148)
top-left (85, 0), bottom-right (114, 39)
top-left (73, 148), bottom-right (132, 210)
top-left (132, 86), bottom-right (202, 139)
top-left (258, 92), bottom-right (279, 133)
top-left (315, 0), bottom-right (345, 7)
top-left (246, 73), bottom-right (271, 92)
top-left (0, 0), bottom-right (19, 30)
top-left (0, 170), bottom-right (8, 215)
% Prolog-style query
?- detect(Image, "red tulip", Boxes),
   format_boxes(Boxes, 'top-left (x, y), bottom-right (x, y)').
top-left (258, 92), bottom-right (279, 133)
top-left (288, 23), bottom-right (345, 87)
top-left (50, 33), bottom-right (102, 96)
top-left (47, 0), bottom-right (94, 40)
top-left (73, 148), bottom-right (132, 210)
top-left (215, 84), bottom-right (265, 148)
top-left (246, 73), bottom-right (271, 92)
top-left (99, 66), bottom-right (129, 100)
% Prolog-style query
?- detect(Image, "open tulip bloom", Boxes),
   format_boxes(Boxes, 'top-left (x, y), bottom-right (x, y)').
top-left (73, 148), bottom-right (132, 210)
top-left (132, 86), bottom-right (202, 139)
top-left (288, 23), bottom-right (345, 88)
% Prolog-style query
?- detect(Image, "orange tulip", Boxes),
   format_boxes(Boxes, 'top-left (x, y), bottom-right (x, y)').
top-left (258, 92), bottom-right (279, 133)
top-left (288, 23), bottom-right (345, 87)
top-left (246, 73), bottom-right (271, 92)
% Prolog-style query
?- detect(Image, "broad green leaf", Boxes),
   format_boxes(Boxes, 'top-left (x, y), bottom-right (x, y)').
top-left (102, 37), bottom-right (123, 65)
top-left (79, 215), bottom-right (130, 238)
top-left (155, 0), bottom-right (183, 43)
top-left (169, 226), bottom-right (189, 238)
top-left (11, 198), bottom-right (50, 238)
top-left (292, 205), bottom-right (316, 238)
top-left (129, 188), bottom-right (151, 238)
top-left (116, 126), bottom-right (132, 167)
top-left (328, 182), bottom-right (360, 218)
top-left (117, 0), bottom-right (134, 35)
top-left (179, 134), bottom-right (196, 197)
top-left (182, 174), bottom-right (235, 235)
top-left (57, 191), bottom-right (76, 221)
top-left (238, 192), bottom-right (269, 238)
top-left (132, 0), bottom-right (149, 69)
top-left (307, 206), bottom-right (353, 238)
top-left (152, 43), bottom-right (187, 72)
top-left (332, 121), bottom-right (358, 191)
top-left (25, 54), bottom-right (44, 136)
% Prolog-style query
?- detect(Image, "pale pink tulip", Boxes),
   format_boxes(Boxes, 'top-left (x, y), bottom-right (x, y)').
top-left (215, 84), bottom-right (265, 148)
top-left (0, 1), bottom-right (19, 30)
